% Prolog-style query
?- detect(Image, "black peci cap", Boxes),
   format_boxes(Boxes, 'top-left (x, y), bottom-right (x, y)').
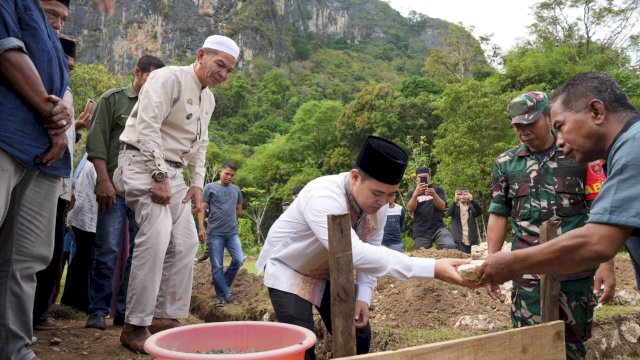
top-left (55, 0), bottom-right (71, 8)
top-left (356, 136), bottom-right (408, 185)
top-left (59, 37), bottom-right (76, 59)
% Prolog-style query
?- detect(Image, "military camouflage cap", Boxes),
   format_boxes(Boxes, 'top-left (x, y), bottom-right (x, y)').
top-left (508, 91), bottom-right (548, 125)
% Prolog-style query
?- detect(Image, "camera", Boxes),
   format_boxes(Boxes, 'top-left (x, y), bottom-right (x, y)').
top-left (419, 176), bottom-right (429, 184)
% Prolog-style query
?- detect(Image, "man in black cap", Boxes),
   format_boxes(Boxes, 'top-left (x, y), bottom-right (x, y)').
top-left (256, 136), bottom-right (478, 360)
top-left (39, 0), bottom-right (69, 34)
top-left (406, 167), bottom-right (456, 250)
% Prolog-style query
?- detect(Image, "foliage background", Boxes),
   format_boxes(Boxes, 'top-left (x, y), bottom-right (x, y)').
top-left (69, 0), bottom-right (640, 255)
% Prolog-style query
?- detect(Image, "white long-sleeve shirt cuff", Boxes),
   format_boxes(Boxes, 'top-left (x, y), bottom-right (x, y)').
top-left (411, 258), bottom-right (436, 278)
top-left (356, 286), bottom-right (373, 305)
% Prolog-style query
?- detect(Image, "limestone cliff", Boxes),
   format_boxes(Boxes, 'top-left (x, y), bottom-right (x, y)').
top-left (65, 0), bottom-right (449, 76)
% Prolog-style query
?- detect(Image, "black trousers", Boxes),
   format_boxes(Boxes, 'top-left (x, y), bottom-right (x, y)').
top-left (268, 285), bottom-right (371, 360)
top-left (60, 226), bottom-right (95, 312)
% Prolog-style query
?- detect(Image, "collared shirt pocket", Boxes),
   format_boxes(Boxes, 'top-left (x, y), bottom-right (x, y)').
top-left (554, 177), bottom-right (587, 216)
top-left (511, 180), bottom-right (532, 220)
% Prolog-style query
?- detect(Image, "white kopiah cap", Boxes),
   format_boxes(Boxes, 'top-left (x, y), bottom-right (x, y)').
top-left (202, 35), bottom-right (240, 60)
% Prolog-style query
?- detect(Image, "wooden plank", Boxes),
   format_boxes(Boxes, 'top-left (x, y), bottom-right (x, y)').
top-left (337, 320), bottom-right (565, 360)
top-left (539, 218), bottom-right (561, 323)
top-left (328, 213), bottom-right (356, 358)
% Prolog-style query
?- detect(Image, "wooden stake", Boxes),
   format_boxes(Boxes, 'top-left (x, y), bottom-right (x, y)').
top-left (328, 213), bottom-right (357, 358)
top-left (540, 217), bottom-right (561, 323)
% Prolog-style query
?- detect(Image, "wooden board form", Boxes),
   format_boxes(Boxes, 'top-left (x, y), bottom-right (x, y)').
top-left (337, 320), bottom-right (565, 360)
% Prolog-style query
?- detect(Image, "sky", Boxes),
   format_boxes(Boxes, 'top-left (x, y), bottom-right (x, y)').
top-left (385, 0), bottom-right (535, 51)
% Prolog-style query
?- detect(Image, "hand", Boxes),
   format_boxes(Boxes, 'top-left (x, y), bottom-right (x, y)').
top-left (416, 183), bottom-right (428, 195)
top-left (150, 179), bottom-right (171, 205)
top-left (93, 0), bottom-right (116, 16)
top-left (75, 110), bottom-right (92, 130)
top-left (65, 194), bottom-right (75, 213)
top-left (36, 132), bottom-right (68, 166)
top-left (43, 95), bottom-right (71, 134)
top-left (183, 186), bottom-right (203, 211)
top-left (478, 252), bottom-right (517, 286)
top-left (484, 283), bottom-right (503, 301)
top-left (434, 258), bottom-right (482, 288)
top-left (354, 300), bottom-right (369, 328)
top-left (198, 227), bottom-right (206, 243)
top-left (425, 187), bottom-right (437, 197)
top-left (95, 178), bottom-right (117, 212)
top-left (594, 260), bottom-right (616, 305)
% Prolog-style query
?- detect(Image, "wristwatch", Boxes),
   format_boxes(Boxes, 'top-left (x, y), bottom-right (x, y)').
top-left (152, 171), bottom-right (167, 182)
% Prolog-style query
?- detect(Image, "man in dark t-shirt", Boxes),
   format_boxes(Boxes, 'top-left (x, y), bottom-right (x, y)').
top-left (406, 167), bottom-right (456, 250)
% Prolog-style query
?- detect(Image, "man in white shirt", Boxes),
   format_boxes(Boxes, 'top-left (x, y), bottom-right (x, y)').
top-left (114, 35), bottom-right (239, 353)
top-left (257, 136), bottom-right (477, 360)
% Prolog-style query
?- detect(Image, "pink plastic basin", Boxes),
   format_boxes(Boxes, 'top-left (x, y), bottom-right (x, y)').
top-left (144, 321), bottom-right (317, 360)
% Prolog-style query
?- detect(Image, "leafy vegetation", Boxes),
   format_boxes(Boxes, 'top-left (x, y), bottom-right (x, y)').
top-left (69, 0), bottom-right (640, 253)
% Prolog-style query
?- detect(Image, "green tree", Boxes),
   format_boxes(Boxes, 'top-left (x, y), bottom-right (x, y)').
top-left (242, 187), bottom-right (276, 245)
top-left (431, 76), bottom-right (518, 210)
top-left (332, 80), bottom-right (442, 173)
top-left (423, 24), bottom-right (493, 84)
top-left (530, 0), bottom-right (640, 66)
top-left (70, 63), bottom-right (126, 117)
top-left (69, 63), bottom-right (125, 165)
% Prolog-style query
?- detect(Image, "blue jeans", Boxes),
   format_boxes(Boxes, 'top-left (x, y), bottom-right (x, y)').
top-left (89, 195), bottom-right (138, 317)
top-left (382, 243), bottom-right (403, 253)
top-left (207, 233), bottom-right (244, 300)
top-left (625, 236), bottom-right (640, 290)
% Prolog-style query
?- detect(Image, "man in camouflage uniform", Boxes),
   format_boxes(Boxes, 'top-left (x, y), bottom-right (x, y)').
top-left (485, 91), bottom-right (615, 359)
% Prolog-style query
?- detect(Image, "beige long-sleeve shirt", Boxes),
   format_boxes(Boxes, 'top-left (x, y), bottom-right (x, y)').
top-left (119, 64), bottom-right (213, 188)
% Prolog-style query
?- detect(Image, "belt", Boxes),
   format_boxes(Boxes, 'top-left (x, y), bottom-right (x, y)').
top-left (165, 160), bottom-right (183, 169)
top-left (120, 142), bottom-right (139, 151)
top-left (120, 143), bottom-right (183, 168)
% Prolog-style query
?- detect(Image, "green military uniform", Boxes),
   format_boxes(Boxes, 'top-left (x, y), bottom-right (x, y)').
top-left (86, 85), bottom-right (138, 179)
top-left (489, 142), bottom-right (597, 360)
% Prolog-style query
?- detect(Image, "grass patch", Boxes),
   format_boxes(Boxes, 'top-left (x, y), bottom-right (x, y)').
top-left (374, 325), bottom-right (474, 351)
top-left (594, 305), bottom-right (640, 321)
top-left (401, 327), bottom-right (474, 344)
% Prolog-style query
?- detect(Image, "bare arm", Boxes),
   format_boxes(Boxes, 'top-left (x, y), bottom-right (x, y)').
top-left (0, 49), bottom-right (52, 117)
top-left (407, 184), bottom-right (427, 214)
top-left (480, 223), bottom-right (630, 285)
top-left (91, 158), bottom-right (116, 211)
top-left (197, 202), bottom-right (208, 242)
top-left (487, 213), bottom-right (508, 254)
top-left (236, 204), bottom-right (242, 218)
top-left (429, 188), bottom-right (446, 211)
top-left (198, 203), bottom-right (208, 230)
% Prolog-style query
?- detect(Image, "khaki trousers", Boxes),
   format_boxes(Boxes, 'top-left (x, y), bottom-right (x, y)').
top-left (113, 149), bottom-right (198, 326)
top-left (0, 149), bottom-right (59, 360)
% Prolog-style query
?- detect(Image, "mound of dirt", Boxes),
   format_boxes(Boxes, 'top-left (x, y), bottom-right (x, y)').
top-left (371, 248), bottom-right (510, 333)
top-left (190, 261), bottom-right (273, 323)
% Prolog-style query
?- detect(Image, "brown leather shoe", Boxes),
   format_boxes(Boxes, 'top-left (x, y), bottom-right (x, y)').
top-left (120, 323), bottom-right (151, 354)
top-left (148, 318), bottom-right (182, 334)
